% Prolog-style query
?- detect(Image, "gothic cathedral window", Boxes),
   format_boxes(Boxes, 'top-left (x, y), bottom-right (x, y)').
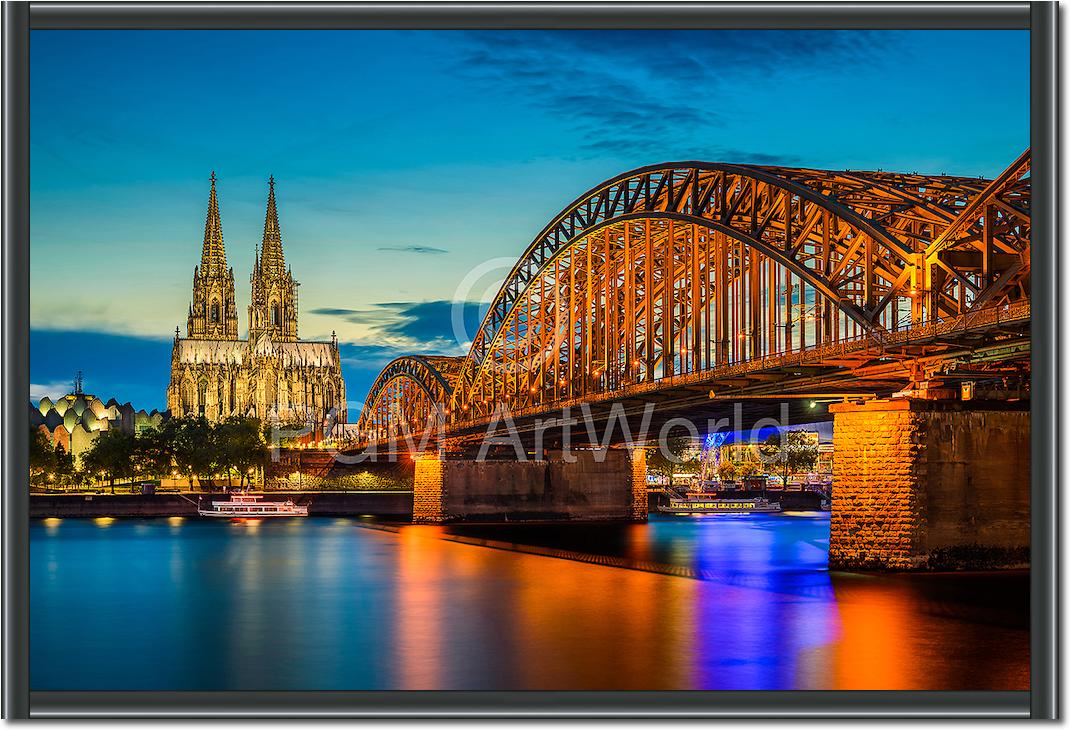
top-left (211, 300), bottom-right (220, 323)
top-left (197, 379), bottom-right (208, 417)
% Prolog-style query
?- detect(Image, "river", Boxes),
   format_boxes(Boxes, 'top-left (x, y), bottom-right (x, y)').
top-left (30, 513), bottom-right (1029, 690)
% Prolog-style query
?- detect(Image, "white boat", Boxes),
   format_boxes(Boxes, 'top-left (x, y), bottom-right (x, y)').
top-left (197, 493), bottom-right (308, 518)
top-left (658, 496), bottom-right (782, 515)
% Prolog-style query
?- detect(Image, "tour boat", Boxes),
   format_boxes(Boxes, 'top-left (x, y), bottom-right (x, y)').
top-left (658, 496), bottom-right (782, 515)
top-left (197, 493), bottom-right (308, 518)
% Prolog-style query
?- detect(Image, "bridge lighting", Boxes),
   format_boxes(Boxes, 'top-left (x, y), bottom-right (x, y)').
top-left (809, 401), bottom-right (818, 409)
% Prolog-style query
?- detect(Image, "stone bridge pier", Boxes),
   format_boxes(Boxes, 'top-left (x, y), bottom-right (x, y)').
top-left (829, 399), bottom-right (1030, 570)
top-left (413, 448), bottom-right (648, 523)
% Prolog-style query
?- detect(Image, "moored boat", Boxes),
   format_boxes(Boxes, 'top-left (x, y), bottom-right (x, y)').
top-left (657, 496), bottom-right (782, 515)
top-left (197, 493), bottom-right (308, 518)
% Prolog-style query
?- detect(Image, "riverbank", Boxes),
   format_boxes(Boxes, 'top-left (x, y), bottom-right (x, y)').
top-left (30, 491), bottom-right (413, 518)
top-left (34, 488), bottom-right (824, 519)
top-left (647, 489), bottom-right (825, 511)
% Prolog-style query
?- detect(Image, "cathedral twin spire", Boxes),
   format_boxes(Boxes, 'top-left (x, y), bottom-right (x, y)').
top-left (187, 172), bottom-right (239, 340)
top-left (186, 173), bottom-right (299, 342)
top-left (249, 175), bottom-right (299, 342)
top-left (200, 171), bottom-right (227, 274)
top-left (258, 176), bottom-right (285, 275)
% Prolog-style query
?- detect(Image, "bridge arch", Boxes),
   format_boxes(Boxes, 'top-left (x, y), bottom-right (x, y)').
top-left (449, 156), bottom-right (1030, 417)
top-left (356, 355), bottom-right (462, 440)
top-left (355, 153), bottom-right (1029, 430)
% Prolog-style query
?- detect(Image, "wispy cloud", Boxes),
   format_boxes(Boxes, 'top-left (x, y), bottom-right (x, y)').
top-left (376, 245), bottom-right (449, 255)
top-left (453, 30), bottom-right (901, 160)
top-left (311, 299), bottom-right (488, 358)
top-left (30, 380), bottom-right (75, 402)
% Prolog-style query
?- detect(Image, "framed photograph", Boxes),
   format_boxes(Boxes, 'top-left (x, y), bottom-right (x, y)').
top-left (3, 1), bottom-right (1058, 719)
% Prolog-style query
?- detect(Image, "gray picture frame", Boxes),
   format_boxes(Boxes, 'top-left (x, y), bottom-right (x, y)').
top-left (2, 1), bottom-right (1058, 719)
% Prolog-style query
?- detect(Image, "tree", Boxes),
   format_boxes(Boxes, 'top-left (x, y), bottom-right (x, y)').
top-left (133, 427), bottom-right (174, 479)
top-left (53, 447), bottom-right (75, 485)
top-left (735, 462), bottom-right (760, 479)
top-left (163, 416), bottom-right (216, 490)
top-left (30, 428), bottom-right (57, 482)
top-left (647, 433), bottom-right (698, 491)
top-left (717, 460), bottom-right (738, 483)
top-left (758, 431), bottom-right (818, 489)
top-left (263, 417), bottom-right (312, 450)
top-left (81, 429), bottom-right (137, 492)
top-left (216, 417), bottom-right (265, 487)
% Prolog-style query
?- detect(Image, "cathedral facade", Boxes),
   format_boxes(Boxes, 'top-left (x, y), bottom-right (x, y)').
top-left (167, 174), bottom-right (347, 430)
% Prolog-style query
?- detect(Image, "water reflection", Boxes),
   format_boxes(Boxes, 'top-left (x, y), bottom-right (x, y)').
top-left (30, 515), bottom-right (1028, 691)
top-left (395, 527), bottom-right (447, 689)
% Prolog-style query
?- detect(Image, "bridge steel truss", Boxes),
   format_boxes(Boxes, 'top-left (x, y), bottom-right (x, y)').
top-left (357, 151), bottom-right (1030, 437)
top-left (358, 355), bottom-right (461, 442)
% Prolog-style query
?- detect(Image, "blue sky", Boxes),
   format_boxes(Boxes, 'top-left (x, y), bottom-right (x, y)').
top-left (30, 29), bottom-right (1029, 414)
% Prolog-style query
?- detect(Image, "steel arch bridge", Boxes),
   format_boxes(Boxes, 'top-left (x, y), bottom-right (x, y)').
top-left (359, 355), bottom-right (462, 442)
top-left (356, 151), bottom-right (1030, 441)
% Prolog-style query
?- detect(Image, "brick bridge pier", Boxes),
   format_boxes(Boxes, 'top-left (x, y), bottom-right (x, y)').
top-left (413, 448), bottom-right (648, 524)
top-left (828, 399), bottom-right (1030, 570)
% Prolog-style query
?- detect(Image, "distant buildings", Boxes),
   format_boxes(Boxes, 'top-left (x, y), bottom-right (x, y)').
top-left (30, 375), bottom-right (165, 466)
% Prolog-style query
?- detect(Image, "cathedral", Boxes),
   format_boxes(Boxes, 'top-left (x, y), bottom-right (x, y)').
top-left (166, 173), bottom-right (347, 431)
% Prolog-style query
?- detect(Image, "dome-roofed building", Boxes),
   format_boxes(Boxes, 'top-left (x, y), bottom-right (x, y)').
top-left (32, 372), bottom-right (168, 466)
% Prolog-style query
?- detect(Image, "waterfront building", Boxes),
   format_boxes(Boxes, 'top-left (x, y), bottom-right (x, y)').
top-left (166, 174), bottom-right (347, 430)
top-left (713, 429), bottom-right (833, 485)
top-left (30, 374), bottom-right (165, 466)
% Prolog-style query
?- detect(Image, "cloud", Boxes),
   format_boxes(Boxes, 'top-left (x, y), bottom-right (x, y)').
top-left (338, 342), bottom-right (415, 372)
top-left (30, 380), bottom-right (75, 402)
top-left (452, 30), bottom-right (902, 161)
top-left (712, 150), bottom-right (803, 166)
top-left (376, 245), bottom-right (450, 255)
top-left (310, 299), bottom-right (489, 358)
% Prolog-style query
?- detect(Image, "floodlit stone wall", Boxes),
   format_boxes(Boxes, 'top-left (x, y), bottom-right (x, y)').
top-left (412, 449), bottom-right (647, 523)
top-left (266, 449), bottom-right (415, 491)
top-left (830, 399), bottom-right (1030, 570)
top-left (413, 455), bottom-right (446, 523)
top-left (629, 447), bottom-right (648, 521)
